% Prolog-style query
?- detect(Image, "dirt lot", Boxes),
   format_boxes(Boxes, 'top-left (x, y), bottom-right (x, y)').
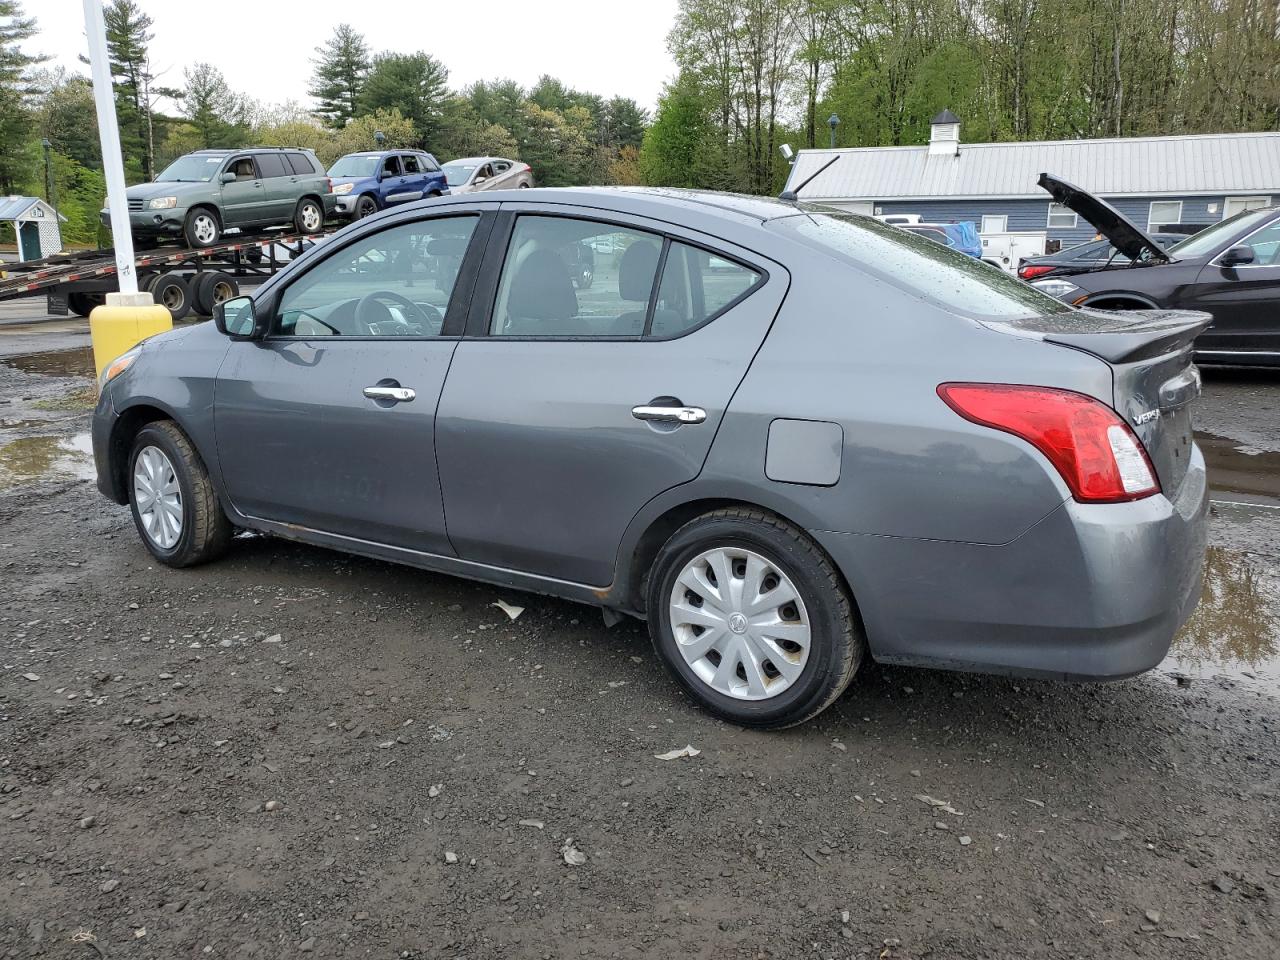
top-left (1, 333), bottom-right (1278, 959)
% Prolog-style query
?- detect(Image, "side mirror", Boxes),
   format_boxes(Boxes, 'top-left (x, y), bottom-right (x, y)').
top-left (1221, 245), bottom-right (1255, 267)
top-left (220, 171), bottom-right (237, 184)
top-left (213, 295), bottom-right (264, 339)
top-left (473, 175), bottom-right (488, 186)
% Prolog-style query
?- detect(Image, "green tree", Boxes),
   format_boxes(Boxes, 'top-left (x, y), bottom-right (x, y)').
top-left (639, 73), bottom-right (712, 188)
top-left (32, 68), bottom-right (100, 170)
top-left (308, 24), bottom-right (369, 129)
top-left (100, 0), bottom-right (168, 181)
top-left (180, 62), bottom-right (249, 149)
top-left (602, 97), bottom-right (649, 150)
top-left (358, 52), bottom-right (449, 148)
top-left (0, 0), bottom-right (45, 193)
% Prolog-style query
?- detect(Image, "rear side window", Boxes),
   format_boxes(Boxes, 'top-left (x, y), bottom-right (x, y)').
top-left (781, 212), bottom-right (1068, 320)
top-left (422, 154), bottom-right (441, 172)
top-left (255, 154), bottom-right (288, 179)
top-left (286, 153), bottom-right (315, 176)
top-left (652, 242), bottom-right (761, 337)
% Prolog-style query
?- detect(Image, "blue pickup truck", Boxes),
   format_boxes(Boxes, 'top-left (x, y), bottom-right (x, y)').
top-left (328, 150), bottom-right (449, 219)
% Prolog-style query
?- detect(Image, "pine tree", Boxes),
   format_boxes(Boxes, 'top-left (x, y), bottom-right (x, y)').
top-left (308, 24), bottom-right (369, 129)
top-left (181, 62), bottom-right (248, 149)
top-left (0, 0), bottom-right (45, 193)
top-left (358, 52), bottom-right (449, 148)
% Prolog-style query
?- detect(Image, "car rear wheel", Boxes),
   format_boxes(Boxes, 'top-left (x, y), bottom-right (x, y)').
top-left (150, 272), bottom-right (191, 321)
top-left (355, 194), bottom-right (378, 219)
top-left (647, 508), bottom-right (864, 729)
top-left (183, 208), bottom-right (221, 248)
top-left (191, 271), bottom-right (239, 316)
top-left (294, 198), bottom-right (324, 234)
top-left (128, 421), bottom-right (231, 568)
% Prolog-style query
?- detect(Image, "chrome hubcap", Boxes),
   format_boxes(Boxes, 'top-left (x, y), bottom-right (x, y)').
top-left (194, 215), bottom-right (216, 244)
top-left (133, 445), bottom-right (183, 550)
top-left (669, 547), bottom-right (811, 701)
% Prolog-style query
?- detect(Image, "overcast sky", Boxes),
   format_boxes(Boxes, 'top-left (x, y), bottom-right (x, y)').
top-left (33, 0), bottom-right (679, 112)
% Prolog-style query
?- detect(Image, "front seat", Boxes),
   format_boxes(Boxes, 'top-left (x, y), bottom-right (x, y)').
top-left (503, 248), bottom-right (578, 335)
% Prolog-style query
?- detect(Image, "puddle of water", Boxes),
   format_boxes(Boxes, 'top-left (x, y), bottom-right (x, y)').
top-left (0, 319), bottom-right (90, 337)
top-left (2, 347), bottom-right (95, 379)
top-left (1165, 546), bottom-right (1280, 691)
top-left (1197, 432), bottom-right (1280, 503)
top-left (0, 432), bottom-right (95, 489)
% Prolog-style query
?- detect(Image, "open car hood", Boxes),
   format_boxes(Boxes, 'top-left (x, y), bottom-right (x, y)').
top-left (1037, 173), bottom-right (1171, 264)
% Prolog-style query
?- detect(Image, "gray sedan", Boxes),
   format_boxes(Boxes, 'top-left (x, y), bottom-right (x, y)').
top-left (92, 188), bottom-right (1208, 728)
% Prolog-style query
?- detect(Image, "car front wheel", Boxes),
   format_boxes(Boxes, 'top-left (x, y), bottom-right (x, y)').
top-left (128, 421), bottom-right (232, 568)
top-left (355, 194), bottom-right (378, 219)
top-left (647, 508), bottom-right (864, 729)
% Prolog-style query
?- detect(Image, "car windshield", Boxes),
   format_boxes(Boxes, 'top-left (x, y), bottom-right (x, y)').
top-left (1169, 208), bottom-right (1276, 258)
top-left (442, 163), bottom-right (476, 186)
top-left (155, 155), bottom-right (224, 182)
top-left (780, 211), bottom-right (1069, 320)
top-left (328, 155), bottom-right (381, 179)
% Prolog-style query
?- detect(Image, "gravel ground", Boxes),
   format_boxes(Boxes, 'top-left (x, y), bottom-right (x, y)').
top-left (0, 342), bottom-right (1277, 960)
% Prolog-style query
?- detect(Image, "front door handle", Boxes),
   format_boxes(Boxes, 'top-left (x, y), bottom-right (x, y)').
top-left (631, 404), bottom-right (706, 424)
top-left (364, 386), bottom-right (415, 402)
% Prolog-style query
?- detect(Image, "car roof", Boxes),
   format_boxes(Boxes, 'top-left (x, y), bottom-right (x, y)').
top-left (405, 185), bottom-right (815, 227)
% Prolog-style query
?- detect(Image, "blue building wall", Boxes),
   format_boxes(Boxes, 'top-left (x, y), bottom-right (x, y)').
top-left (848, 194), bottom-right (1235, 246)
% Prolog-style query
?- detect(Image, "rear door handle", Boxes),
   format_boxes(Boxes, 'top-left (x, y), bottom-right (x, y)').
top-left (631, 404), bottom-right (706, 424)
top-left (364, 386), bottom-right (415, 402)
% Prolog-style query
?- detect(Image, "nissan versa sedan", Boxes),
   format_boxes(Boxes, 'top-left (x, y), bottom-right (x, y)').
top-left (1033, 173), bottom-right (1280, 365)
top-left (92, 188), bottom-right (1209, 728)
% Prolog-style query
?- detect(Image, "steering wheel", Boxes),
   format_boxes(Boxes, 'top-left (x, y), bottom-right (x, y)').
top-left (353, 291), bottom-right (443, 334)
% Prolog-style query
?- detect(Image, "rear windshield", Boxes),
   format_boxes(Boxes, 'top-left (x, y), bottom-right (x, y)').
top-left (776, 211), bottom-right (1070, 320)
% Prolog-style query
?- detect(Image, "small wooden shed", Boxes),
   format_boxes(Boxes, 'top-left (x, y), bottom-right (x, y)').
top-left (0, 196), bottom-right (66, 261)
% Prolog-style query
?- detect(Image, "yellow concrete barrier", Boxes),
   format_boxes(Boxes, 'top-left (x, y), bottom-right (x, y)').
top-left (89, 292), bottom-right (172, 381)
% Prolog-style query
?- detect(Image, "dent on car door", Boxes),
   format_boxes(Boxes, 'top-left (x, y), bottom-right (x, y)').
top-left (213, 210), bottom-right (494, 552)
top-left (434, 210), bottom-right (782, 585)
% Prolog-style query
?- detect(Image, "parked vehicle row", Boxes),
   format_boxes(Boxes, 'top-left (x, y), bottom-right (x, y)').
top-left (94, 186), bottom-right (1207, 729)
top-left (1031, 173), bottom-right (1280, 365)
top-left (102, 149), bottom-right (536, 248)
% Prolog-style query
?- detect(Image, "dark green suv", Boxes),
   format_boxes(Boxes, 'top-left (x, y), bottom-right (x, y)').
top-left (101, 148), bottom-right (337, 248)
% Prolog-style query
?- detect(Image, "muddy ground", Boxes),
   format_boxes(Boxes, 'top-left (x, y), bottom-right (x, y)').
top-left (0, 326), bottom-right (1277, 959)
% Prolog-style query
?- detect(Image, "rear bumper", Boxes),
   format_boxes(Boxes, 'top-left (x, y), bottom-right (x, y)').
top-left (815, 445), bottom-right (1209, 680)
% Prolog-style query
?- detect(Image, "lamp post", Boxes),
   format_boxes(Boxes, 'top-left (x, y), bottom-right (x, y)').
top-left (40, 138), bottom-right (59, 219)
top-left (374, 130), bottom-right (386, 148)
top-left (828, 114), bottom-right (840, 149)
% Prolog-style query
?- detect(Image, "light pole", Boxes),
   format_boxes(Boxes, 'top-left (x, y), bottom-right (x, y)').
top-left (828, 114), bottom-right (840, 149)
top-left (81, 0), bottom-right (171, 379)
top-left (374, 130), bottom-right (385, 149)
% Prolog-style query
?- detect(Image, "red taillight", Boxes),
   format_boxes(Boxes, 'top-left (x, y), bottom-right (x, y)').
top-left (1018, 264), bottom-right (1055, 280)
top-left (937, 383), bottom-right (1160, 503)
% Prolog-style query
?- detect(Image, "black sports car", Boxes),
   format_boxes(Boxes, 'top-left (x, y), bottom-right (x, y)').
top-left (1032, 173), bottom-right (1280, 366)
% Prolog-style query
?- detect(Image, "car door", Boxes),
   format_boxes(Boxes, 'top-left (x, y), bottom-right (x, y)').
top-left (489, 160), bottom-right (514, 189)
top-left (434, 207), bottom-right (781, 586)
top-left (399, 154), bottom-right (427, 201)
top-left (378, 154), bottom-right (407, 206)
top-left (472, 162), bottom-right (496, 192)
top-left (219, 155), bottom-right (267, 225)
top-left (1185, 218), bottom-right (1280, 353)
top-left (253, 152), bottom-right (294, 222)
top-left (213, 208), bottom-right (495, 552)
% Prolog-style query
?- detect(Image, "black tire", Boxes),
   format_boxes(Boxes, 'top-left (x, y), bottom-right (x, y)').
top-left (150, 271), bottom-right (192, 321)
top-left (294, 197), bottom-right (325, 234)
top-left (191, 272), bottom-right (239, 316)
top-left (67, 292), bottom-right (95, 317)
top-left (139, 272), bottom-right (159, 293)
top-left (647, 508), bottom-right (865, 729)
top-left (127, 421), bottom-right (232, 568)
top-left (355, 194), bottom-right (378, 219)
top-left (183, 207), bottom-right (221, 248)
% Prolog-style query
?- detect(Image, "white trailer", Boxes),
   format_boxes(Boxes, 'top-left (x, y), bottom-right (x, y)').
top-left (979, 232), bottom-right (1047, 274)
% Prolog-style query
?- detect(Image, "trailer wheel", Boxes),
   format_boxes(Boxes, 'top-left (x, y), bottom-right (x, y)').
top-left (151, 271), bottom-right (192, 321)
top-left (294, 197), bottom-right (325, 234)
top-left (67, 292), bottom-right (101, 317)
top-left (192, 272), bottom-right (238, 316)
top-left (183, 208), bottom-right (221, 248)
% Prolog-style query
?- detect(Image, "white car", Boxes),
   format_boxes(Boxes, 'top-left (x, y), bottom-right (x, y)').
top-left (442, 157), bottom-right (533, 193)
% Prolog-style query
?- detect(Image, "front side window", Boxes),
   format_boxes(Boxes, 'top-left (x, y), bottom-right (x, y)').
top-left (1239, 220), bottom-right (1280, 265)
top-left (651, 243), bottom-right (761, 337)
top-left (491, 216), bottom-right (661, 336)
top-left (382, 155), bottom-right (401, 178)
top-left (227, 157), bottom-right (258, 181)
top-left (275, 216), bottom-right (478, 338)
